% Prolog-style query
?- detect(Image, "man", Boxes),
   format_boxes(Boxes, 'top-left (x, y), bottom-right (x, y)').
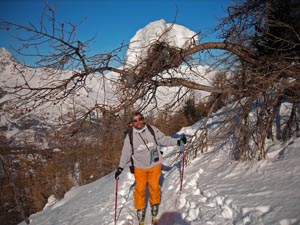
top-left (115, 111), bottom-right (186, 225)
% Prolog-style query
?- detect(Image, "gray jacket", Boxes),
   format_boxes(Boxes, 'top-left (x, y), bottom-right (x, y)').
top-left (119, 125), bottom-right (178, 169)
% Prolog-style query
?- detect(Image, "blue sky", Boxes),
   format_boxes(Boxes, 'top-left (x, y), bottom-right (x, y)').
top-left (0, 0), bottom-right (232, 65)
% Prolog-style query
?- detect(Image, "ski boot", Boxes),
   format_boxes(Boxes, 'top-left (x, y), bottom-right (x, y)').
top-left (151, 204), bottom-right (159, 225)
top-left (137, 209), bottom-right (145, 225)
top-left (152, 216), bottom-right (158, 225)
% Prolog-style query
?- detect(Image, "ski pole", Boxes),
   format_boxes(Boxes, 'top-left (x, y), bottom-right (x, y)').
top-left (179, 140), bottom-right (186, 192)
top-left (114, 178), bottom-right (118, 225)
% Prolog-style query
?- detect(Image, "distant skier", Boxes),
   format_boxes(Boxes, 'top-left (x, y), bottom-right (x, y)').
top-left (115, 111), bottom-right (186, 225)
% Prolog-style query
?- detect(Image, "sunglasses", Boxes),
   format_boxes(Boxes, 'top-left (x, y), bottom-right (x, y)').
top-left (132, 117), bottom-right (144, 123)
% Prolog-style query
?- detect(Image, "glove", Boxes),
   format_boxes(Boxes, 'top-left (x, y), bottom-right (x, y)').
top-left (177, 134), bottom-right (187, 145)
top-left (115, 167), bottom-right (123, 180)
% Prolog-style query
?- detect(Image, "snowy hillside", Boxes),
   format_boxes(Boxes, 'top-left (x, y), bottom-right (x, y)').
top-left (0, 47), bottom-right (109, 148)
top-left (18, 104), bottom-right (300, 225)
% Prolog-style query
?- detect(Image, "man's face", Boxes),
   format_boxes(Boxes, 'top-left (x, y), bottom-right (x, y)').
top-left (132, 115), bottom-right (145, 130)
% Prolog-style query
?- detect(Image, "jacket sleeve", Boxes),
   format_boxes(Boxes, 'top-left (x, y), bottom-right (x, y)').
top-left (119, 135), bottom-right (132, 169)
top-left (153, 126), bottom-right (178, 146)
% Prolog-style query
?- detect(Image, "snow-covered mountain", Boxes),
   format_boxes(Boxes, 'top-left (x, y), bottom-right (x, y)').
top-left (0, 19), bottom-right (214, 149)
top-left (0, 48), bottom-right (18, 65)
top-left (0, 48), bottom-right (105, 148)
top-left (126, 19), bottom-right (199, 67)
top-left (17, 104), bottom-right (300, 225)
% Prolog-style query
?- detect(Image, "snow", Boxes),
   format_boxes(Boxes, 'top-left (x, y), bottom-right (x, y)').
top-left (125, 19), bottom-right (199, 67)
top-left (17, 106), bottom-right (300, 225)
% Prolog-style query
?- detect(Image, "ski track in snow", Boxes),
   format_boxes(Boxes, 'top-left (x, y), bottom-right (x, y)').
top-left (18, 139), bottom-right (300, 225)
top-left (17, 139), bottom-right (300, 225)
top-left (115, 149), bottom-right (269, 225)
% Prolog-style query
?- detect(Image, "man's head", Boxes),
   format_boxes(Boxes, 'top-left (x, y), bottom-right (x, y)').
top-left (131, 111), bottom-right (145, 130)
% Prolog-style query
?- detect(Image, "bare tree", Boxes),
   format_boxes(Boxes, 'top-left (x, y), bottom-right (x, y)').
top-left (209, 0), bottom-right (300, 160)
top-left (0, 4), bottom-right (256, 115)
top-left (0, 154), bottom-right (30, 224)
top-left (1, 0), bottom-right (299, 162)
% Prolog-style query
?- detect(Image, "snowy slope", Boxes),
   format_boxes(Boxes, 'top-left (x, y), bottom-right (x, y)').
top-left (0, 48), bottom-right (112, 148)
top-left (17, 105), bottom-right (300, 225)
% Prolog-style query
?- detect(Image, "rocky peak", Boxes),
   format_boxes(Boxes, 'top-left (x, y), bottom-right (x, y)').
top-left (0, 48), bottom-right (17, 63)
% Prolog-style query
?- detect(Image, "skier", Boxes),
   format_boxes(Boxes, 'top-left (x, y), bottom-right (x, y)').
top-left (115, 111), bottom-right (186, 225)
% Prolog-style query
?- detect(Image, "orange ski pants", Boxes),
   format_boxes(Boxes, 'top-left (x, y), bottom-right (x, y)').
top-left (134, 164), bottom-right (162, 210)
